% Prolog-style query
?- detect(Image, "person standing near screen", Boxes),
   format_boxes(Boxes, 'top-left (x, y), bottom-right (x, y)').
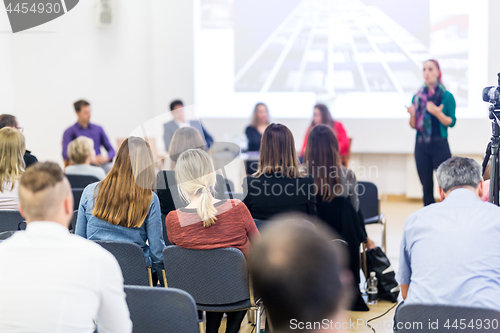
top-left (408, 59), bottom-right (456, 206)
top-left (244, 102), bottom-right (269, 175)
top-left (62, 100), bottom-right (115, 173)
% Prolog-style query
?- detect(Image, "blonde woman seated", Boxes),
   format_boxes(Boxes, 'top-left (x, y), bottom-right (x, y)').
top-left (0, 127), bottom-right (25, 210)
top-left (65, 136), bottom-right (106, 180)
top-left (166, 149), bottom-right (259, 333)
top-left (156, 127), bottom-right (227, 217)
top-left (75, 137), bottom-right (165, 283)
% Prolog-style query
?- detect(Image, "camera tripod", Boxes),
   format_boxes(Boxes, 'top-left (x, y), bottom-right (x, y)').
top-left (482, 104), bottom-right (500, 206)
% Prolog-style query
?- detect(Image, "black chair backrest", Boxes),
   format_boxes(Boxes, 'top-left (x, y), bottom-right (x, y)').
top-left (72, 188), bottom-right (84, 211)
top-left (163, 246), bottom-right (250, 305)
top-left (66, 174), bottom-right (100, 189)
top-left (94, 241), bottom-right (150, 286)
top-left (124, 286), bottom-right (199, 333)
top-left (357, 181), bottom-right (379, 220)
top-left (70, 210), bottom-right (78, 232)
top-left (395, 303), bottom-right (500, 332)
top-left (0, 211), bottom-right (26, 233)
top-left (224, 178), bottom-right (235, 193)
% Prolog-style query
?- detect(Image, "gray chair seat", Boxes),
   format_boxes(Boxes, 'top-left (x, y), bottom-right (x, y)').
top-left (197, 299), bottom-right (253, 312)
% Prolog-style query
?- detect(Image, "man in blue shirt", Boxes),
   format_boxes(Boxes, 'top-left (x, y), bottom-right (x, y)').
top-left (398, 156), bottom-right (500, 311)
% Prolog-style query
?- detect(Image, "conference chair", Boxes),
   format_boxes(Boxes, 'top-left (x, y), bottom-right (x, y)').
top-left (68, 175), bottom-right (99, 211)
top-left (72, 188), bottom-right (84, 211)
top-left (124, 285), bottom-right (201, 333)
top-left (357, 181), bottom-right (386, 253)
top-left (94, 241), bottom-right (153, 286)
top-left (66, 174), bottom-right (100, 189)
top-left (394, 303), bottom-right (500, 332)
top-left (0, 211), bottom-right (26, 233)
top-left (69, 210), bottom-right (78, 232)
top-left (162, 246), bottom-right (264, 331)
top-left (224, 192), bottom-right (245, 201)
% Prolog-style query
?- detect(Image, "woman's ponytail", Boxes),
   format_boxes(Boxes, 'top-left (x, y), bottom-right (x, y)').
top-left (197, 186), bottom-right (217, 227)
top-left (175, 149), bottom-right (218, 227)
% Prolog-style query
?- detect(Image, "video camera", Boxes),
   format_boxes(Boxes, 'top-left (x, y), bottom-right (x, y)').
top-left (482, 73), bottom-right (500, 112)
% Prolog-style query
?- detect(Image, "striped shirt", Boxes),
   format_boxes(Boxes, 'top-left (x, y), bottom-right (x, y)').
top-left (166, 199), bottom-right (259, 260)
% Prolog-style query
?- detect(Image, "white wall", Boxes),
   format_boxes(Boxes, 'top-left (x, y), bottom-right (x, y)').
top-left (0, 9), bottom-right (13, 115)
top-left (1, 0), bottom-right (155, 164)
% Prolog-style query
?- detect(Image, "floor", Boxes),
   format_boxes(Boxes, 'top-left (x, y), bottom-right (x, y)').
top-left (219, 198), bottom-right (424, 333)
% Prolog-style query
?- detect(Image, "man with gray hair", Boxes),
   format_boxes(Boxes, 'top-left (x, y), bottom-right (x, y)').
top-left (0, 162), bottom-right (132, 332)
top-left (397, 156), bottom-right (500, 310)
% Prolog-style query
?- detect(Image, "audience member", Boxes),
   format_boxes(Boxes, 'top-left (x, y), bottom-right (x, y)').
top-left (397, 156), bottom-right (500, 310)
top-left (243, 123), bottom-right (317, 220)
top-left (75, 137), bottom-right (165, 283)
top-left (0, 127), bottom-right (25, 210)
top-left (303, 124), bottom-right (375, 245)
top-left (250, 215), bottom-right (351, 333)
top-left (157, 127), bottom-right (227, 216)
top-left (166, 149), bottom-right (259, 333)
top-left (0, 114), bottom-right (37, 168)
top-left (65, 136), bottom-right (106, 180)
top-left (62, 100), bottom-right (115, 172)
top-left (163, 99), bottom-right (214, 151)
top-left (300, 104), bottom-right (349, 161)
top-left (304, 124), bottom-right (359, 211)
top-left (245, 102), bottom-right (269, 174)
top-left (0, 162), bottom-right (131, 332)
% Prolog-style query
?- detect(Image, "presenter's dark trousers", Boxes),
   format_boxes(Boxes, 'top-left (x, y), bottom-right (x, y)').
top-left (414, 135), bottom-right (451, 206)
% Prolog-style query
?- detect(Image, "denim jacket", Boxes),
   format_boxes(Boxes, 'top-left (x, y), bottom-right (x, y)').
top-left (75, 182), bottom-right (166, 277)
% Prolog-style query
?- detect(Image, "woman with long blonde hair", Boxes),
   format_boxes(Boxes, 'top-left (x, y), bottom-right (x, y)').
top-left (166, 149), bottom-right (259, 333)
top-left (0, 127), bottom-right (25, 210)
top-left (75, 137), bottom-right (165, 283)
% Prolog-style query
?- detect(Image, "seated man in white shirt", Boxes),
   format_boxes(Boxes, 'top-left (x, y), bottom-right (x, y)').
top-left (397, 156), bottom-right (500, 311)
top-left (0, 162), bottom-right (132, 333)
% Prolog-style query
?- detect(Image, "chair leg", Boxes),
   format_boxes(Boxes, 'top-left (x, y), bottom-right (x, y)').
top-left (147, 265), bottom-right (153, 287)
top-left (248, 309), bottom-right (254, 324)
top-left (361, 243), bottom-right (368, 281)
top-left (255, 305), bottom-right (262, 333)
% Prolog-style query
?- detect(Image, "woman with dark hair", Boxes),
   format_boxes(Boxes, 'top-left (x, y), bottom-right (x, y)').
top-left (407, 59), bottom-right (456, 206)
top-left (304, 124), bottom-right (374, 311)
top-left (244, 103), bottom-right (270, 175)
top-left (303, 124), bottom-right (374, 246)
top-left (243, 123), bottom-right (316, 220)
top-left (303, 124), bottom-right (358, 210)
top-left (300, 104), bottom-right (349, 161)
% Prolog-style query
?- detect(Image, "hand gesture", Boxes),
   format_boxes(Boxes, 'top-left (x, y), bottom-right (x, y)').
top-left (426, 102), bottom-right (443, 116)
top-left (407, 105), bottom-right (415, 116)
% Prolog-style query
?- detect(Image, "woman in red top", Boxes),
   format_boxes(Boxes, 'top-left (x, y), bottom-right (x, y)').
top-left (166, 148), bottom-right (259, 333)
top-left (300, 104), bottom-right (349, 159)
